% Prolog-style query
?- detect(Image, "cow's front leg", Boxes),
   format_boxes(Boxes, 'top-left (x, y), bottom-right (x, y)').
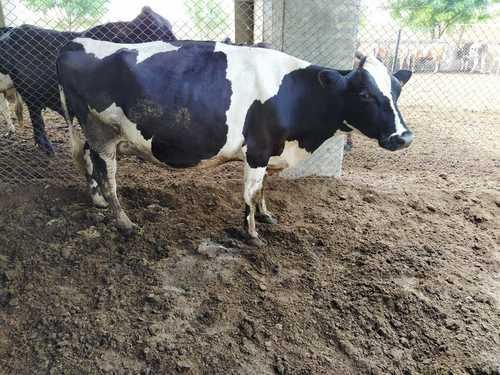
top-left (89, 146), bottom-right (136, 235)
top-left (243, 163), bottom-right (267, 245)
top-left (255, 175), bottom-right (278, 225)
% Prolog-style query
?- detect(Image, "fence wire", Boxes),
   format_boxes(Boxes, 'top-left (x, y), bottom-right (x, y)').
top-left (0, 0), bottom-right (499, 185)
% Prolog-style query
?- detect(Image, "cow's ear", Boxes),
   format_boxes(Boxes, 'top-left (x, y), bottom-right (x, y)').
top-left (318, 69), bottom-right (347, 91)
top-left (394, 69), bottom-right (412, 87)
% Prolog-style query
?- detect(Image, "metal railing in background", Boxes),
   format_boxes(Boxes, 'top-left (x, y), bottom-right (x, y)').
top-left (0, 0), bottom-right (499, 185)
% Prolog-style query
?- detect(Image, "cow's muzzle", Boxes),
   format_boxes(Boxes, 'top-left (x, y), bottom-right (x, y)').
top-left (379, 131), bottom-right (414, 151)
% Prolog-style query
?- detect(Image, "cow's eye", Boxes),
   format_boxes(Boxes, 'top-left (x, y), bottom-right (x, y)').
top-left (359, 91), bottom-right (372, 100)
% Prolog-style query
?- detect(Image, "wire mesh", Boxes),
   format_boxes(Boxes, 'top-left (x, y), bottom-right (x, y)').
top-left (0, 0), bottom-right (499, 186)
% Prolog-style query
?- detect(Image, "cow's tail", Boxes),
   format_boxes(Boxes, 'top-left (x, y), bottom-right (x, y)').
top-left (59, 84), bottom-right (86, 175)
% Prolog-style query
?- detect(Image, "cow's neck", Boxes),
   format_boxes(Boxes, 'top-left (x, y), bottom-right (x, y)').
top-left (279, 65), bottom-right (348, 153)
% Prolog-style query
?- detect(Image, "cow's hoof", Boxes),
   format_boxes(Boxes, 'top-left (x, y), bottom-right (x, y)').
top-left (91, 193), bottom-right (109, 209)
top-left (247, 237), bottom-right (266, 248)
top-left (37, 139), bottom-right (55, 156)
top-left (119, 223), bottom-right (142, 238)
top-left (256, 213), bottom-right (278, 225)
top-left (38, 143), bottom-right (56, 157)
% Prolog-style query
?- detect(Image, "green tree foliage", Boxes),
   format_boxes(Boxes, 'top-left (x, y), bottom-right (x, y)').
top-left (389, 0), bottom-right (500, 39)
top-left (21, 0), bottom-right (110, 31)
top-left (187, 0), bottom-right (229, 39)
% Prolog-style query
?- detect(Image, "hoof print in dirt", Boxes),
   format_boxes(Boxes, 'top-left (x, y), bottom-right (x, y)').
top-left (77, 226), bottom-right (101, 241)
top-left (223, 227), bottom-right (248, 242)
top-left (197, 240), bottom-right (229, 258)
top-left (256, 213), bottom-right (279, 225)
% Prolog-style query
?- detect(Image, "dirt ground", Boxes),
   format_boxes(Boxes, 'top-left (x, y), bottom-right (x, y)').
top-left (0, 105), bottom-right (499, 375)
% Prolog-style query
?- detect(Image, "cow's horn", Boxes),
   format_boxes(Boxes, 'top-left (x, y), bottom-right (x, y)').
top-left (355, 51), bottom-right (367, 70)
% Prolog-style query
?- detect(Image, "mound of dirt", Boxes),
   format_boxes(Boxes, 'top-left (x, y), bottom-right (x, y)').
top-left (0, 106), bottom-right (499, 374)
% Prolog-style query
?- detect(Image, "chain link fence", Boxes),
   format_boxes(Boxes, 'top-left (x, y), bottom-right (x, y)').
top-left (0, 0), bottom-right (499, 185)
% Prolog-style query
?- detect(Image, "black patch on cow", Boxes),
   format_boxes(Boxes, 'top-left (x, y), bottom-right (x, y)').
top-left (243, 65), bottom-right (346, 168)
top-left (58, 41), bottom-right (232, 168)
top-left (89, 149), bottom-right (107, 180)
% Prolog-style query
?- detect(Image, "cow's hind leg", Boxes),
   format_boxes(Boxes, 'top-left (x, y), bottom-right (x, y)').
top-left (88, 144), bottom-right (135, 234)
top-left (28, 104), bottom-right (54, 155)
top-left (243, 162), bottom-right (267, 245)
top-left (0, 93), bottom-right (15, 135)
top-left (82, 142), bottom-right (109, 208)
top-left (255, 175), bottom-right (278, 225)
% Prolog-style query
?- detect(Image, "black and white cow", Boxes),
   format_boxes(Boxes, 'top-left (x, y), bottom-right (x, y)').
top-left (57, 39), bottom-right (413, 243)
top-left (0, 7), bottom-right (176, 155)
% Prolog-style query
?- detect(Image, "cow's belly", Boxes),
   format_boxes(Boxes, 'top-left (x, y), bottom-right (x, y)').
top-left (92, 103), bottom-right (243, 169)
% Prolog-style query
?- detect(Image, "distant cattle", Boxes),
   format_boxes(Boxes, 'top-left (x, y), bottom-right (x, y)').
top-left (372, 43), bottom-right (391, 66)
top-left (357, 42), bottom-right (392, 67)
top-left (58, 40), bottom-right (414, 243)
top-left (468, 42), bottom-right (488, 73)
top-left (0, 7), bottom-right (176, 155)
top-left (457, 42), bottom-right (473, 72)
top-left (399, 43), bottom-right (445, 73)
top-left (457, 42), bottom-right (489, 73)
top-left (489, 44), bottom-right (500, 75)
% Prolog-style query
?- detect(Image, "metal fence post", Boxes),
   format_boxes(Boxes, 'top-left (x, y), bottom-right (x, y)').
top-left (392, 28), bottom-right (402, 72)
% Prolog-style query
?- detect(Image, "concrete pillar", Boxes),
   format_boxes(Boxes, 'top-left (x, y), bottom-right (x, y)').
top-left (0, 1), bottom-right (5, 27)
top-left (235, 0), bottom-right (254, 44)
top-left (261, 0), bottom-right (361, 178)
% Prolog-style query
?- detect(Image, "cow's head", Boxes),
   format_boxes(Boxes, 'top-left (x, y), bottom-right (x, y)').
top-left (320, 53), bottom-right (413, 151)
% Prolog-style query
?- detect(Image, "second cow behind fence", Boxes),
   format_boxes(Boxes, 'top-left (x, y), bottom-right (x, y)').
top-left (0, 7), bottom-right (176, 155)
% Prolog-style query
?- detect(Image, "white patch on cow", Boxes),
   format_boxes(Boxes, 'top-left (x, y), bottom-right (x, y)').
top-left (73, 38), bottom-right (179, 64)
top-left (0, 72), bottom-right (13, 92)
top-left (88, 103), bottom-right (154, 156)
top-left (363, 56), bottom-right (406, 137)
top-left (269, 140), bottom-right (312, 170)
top-left (213, 43), bottom-right (311, 158)
top-left (83, 148), bottom-right (93, 175)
